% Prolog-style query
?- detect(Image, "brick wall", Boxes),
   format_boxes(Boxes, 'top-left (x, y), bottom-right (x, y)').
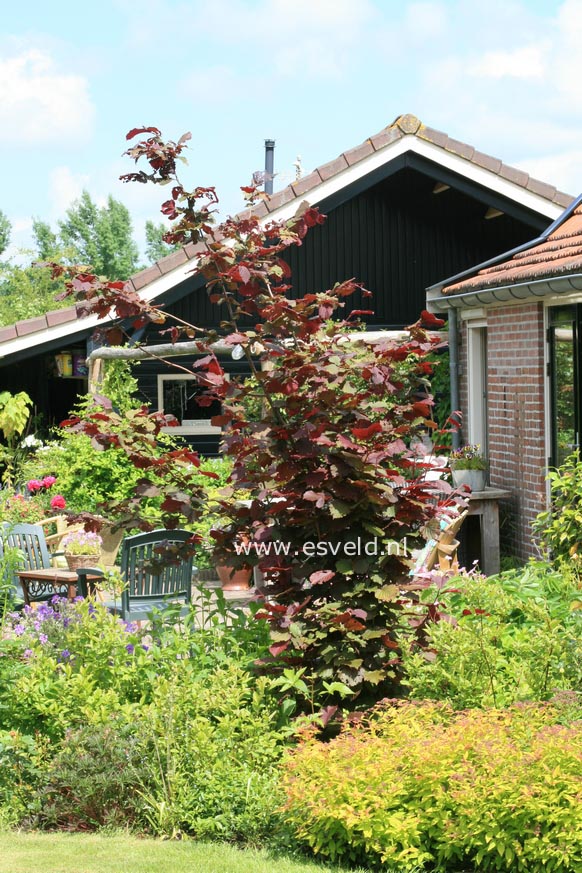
top-left (458, 303), bottom-right (547, 561)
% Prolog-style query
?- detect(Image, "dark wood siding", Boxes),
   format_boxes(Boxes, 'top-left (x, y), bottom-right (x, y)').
top-left (160, 167), bottom-right (543, 332)
top-left (283, 168), bottom-right (542, 328)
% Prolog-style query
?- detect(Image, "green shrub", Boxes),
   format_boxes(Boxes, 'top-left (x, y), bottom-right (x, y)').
top-left (19, 431), bottom-right (147, 514)
top-left (0, 593), bottom-right (283, 842)
top-left (533, 452), bottom-right (582, 564)
top-left (0, 729), bottom-right (47, 824)
top-left (36, 721), bottom-right (150, 830)
top-left (402, 564), bottom-right (582, 708)
top-left (282, 698), bottom-right (582, 871)
top-left (137, 662), bottom-right (286, 842)
top-left (0, 592), bottom-right (270, 740)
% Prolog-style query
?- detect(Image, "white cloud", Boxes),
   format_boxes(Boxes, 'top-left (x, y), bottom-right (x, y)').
top-left (121, 0), bottom-right (377, 78)
top-left (0, 48), bottom-right (95, 146)
top-left (468, 43), bottom-right (549, 80)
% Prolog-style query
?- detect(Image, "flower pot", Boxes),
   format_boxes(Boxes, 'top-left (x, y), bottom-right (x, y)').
top-left (65, 553), bottom-right (101, 572)
top-left (452, 469), bottom-right (487, 492)
top-left (216, 564), bottom-right (253, 591)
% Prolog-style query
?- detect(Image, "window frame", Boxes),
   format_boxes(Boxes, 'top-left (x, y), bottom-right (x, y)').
top-left (157, 373), bottom-right (228, 435)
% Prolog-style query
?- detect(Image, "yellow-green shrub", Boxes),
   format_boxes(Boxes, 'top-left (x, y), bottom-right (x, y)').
top-left (282, 699), bottom-right (582, 872)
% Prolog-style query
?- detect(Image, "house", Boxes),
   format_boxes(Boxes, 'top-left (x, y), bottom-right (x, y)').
top-left (427, 195), bottom-right (582, 560)
top-left (0, 113), bottom-right (573, 457)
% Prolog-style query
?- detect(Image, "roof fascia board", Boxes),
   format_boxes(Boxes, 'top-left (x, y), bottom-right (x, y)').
top-left (0, 312), bottom-right (106, 362)
top-left (427, 273), bottom-right (582, 311)
top-left (267, 137), bottom-right (565, 225)
top-left (404, 140), bottom-right (564, 221)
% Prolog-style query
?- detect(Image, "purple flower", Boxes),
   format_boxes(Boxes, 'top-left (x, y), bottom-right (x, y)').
top-left (23, 649), bottom-right (33, 659)
top-left (13, 624), bottom-right (25, 636)
top-left (39, 633), bottom-right (48, 644)
top-left (125, 644), bottom-right (135, 654)
top-left (141, 644), bottom-right (149, 652)
top-left (59, 650), bottom-right (71, 661)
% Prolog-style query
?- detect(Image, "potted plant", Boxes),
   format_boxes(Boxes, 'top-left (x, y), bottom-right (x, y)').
top-left (212, 526), bottom-right (253, 591)
top-left (61, 530), bottom-right (103, 571)
top-left (449, 444), bottom-right (488, 492)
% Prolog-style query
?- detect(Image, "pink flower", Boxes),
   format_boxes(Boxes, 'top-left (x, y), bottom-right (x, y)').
top-left (42, 476), bottom-right (56, 488)
top-left (26, 479), bottom-right (43, 493)
top-left (50, 495), bottom-right (66, 510)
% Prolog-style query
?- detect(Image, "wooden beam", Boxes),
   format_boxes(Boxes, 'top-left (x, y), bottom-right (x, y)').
top-left (87, 340), bottom-right (235, 361)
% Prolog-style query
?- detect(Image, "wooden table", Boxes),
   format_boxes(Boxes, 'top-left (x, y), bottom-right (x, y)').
top-left (16, 568), bottom-right (100, 606)
top-left (466, 488), bottom-right (511, 576)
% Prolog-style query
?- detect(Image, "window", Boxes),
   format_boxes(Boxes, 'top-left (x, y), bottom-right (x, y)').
top-left (157, 374), bottom-right (224, 435)
top-left (548, 305), bottom-right (580, 466)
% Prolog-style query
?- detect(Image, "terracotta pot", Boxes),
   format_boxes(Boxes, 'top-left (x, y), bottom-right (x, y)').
top-left (216, 564), bottom-right (253, 591)
top-left (65, 553), bottom-right (101, 571)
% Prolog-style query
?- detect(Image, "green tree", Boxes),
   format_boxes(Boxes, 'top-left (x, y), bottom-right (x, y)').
top-left (58, 191), bottom-right (139, 280)
top-left (0, 211), bottom-right (10, 257)
top-left (32, 218), bottom-right (59, 260)
top-left (145, 220), bottom-right (180, 263)
top-left (0, 258), bottom-right (68, 327)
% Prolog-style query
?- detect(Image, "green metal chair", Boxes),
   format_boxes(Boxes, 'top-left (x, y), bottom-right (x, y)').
top-left (77, 529), bottom-right (196, 621)
top-left (2, 522), bottom-right (66, 604)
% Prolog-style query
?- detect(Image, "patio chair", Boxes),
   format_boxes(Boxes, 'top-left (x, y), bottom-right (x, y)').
top-left (2, 522), bottom-right (67, 604)
top-left (77, 529), bottom-right (196, 621)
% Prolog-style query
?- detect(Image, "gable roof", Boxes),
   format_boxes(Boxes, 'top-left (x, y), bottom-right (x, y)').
top-left (427, 193), bottom-right (582, 310)
top-left (0, 113), bottom-right (574, 360)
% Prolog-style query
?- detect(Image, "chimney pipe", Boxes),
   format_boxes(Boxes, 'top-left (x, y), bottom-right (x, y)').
top-left (264, 139), bottom-right (275, 195)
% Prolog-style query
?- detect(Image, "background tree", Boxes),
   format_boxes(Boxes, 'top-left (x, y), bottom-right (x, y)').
top-left (145, 220), bottom-right (180, 263)
top-left (0, 259), bottom-right (66, 326)
top-left (0, 193), bottom-right (168, 326)
top-left (58, 191), bottom-right (139, 280)
top-left (32, 218), bottom-right (59, 260)
top-left (0, 211), bottom-right (11, 257)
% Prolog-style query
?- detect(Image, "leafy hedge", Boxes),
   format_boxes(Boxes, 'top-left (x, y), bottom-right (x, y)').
top-left (282, 698), bottom-right (582, 872)
top-left (402, 563), bottom-right (582, 708)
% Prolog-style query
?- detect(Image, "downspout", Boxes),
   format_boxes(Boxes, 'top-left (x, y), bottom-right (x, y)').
top-left (448, 307), bottom-right (461, 450)
top-left (264, 139), bottom-right (275, 195)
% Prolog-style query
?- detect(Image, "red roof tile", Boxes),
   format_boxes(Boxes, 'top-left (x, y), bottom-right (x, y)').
top-left (443, 202), bottom-right (582, 295)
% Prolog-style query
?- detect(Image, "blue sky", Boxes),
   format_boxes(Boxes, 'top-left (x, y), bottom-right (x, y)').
top-left (1, 0), bottom-right (580, 260)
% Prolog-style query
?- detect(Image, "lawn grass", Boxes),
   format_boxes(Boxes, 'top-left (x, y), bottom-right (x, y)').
top-left (0, 832), bottom-right (370, 873)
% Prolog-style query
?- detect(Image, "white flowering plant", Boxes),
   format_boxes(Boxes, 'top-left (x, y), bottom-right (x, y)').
top-left (61, 530), bottom-right (103, 556)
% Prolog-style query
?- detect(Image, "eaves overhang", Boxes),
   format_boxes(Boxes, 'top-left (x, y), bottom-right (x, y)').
top-left (427, 273), bottom-right (582, 312)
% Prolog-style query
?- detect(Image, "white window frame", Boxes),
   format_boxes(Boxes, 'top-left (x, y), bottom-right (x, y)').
top-left (157, 373), bottom-right (229, 435)
top-left (466, 319), bottom-right (488, 456)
